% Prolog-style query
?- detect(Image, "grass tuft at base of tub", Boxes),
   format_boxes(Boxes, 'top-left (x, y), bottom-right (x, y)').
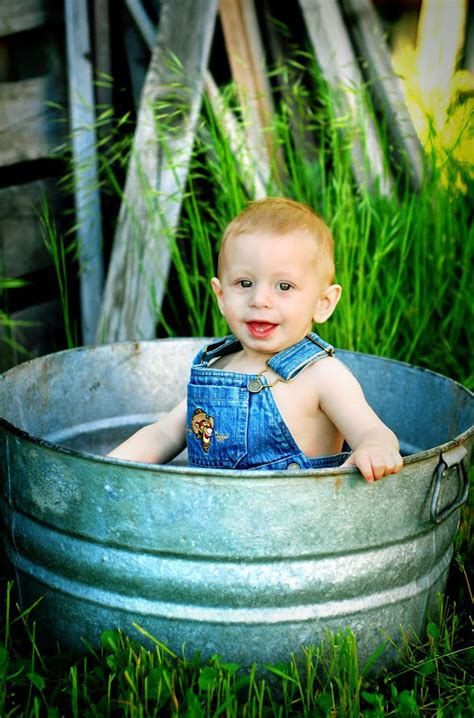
top-left (1, 573), bottom-right (472, 716)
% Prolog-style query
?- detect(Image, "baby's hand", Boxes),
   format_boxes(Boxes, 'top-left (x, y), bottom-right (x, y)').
top-left (316, 357), bottom-right (403, 482)
top-left (341, 446), bottom-right (403, 483)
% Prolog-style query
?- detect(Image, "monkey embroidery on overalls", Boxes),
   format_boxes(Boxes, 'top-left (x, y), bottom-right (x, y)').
top-left (191, 408), bottom-right (214, 452)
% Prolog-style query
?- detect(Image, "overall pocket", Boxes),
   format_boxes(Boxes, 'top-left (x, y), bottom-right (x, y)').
top-left (186, 383), bottom-right (249, 468)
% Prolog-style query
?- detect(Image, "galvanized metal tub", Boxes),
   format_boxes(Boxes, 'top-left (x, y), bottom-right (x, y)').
top-left (0, 339), bottom-right (472, 669)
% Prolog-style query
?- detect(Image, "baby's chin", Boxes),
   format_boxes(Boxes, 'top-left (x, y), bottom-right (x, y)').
top-left (240, 326), bottom-right (314, 354)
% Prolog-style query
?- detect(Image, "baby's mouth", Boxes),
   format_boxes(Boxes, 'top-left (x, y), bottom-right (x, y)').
top-left (246, 321), bottom-right (278, 338)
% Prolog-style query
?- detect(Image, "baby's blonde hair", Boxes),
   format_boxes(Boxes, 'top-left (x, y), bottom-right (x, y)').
top-left (218, 197), bottom-right (335, 284)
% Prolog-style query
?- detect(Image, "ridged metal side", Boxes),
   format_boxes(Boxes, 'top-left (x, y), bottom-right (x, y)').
top-left (0, 339), bottom-right (472, 669)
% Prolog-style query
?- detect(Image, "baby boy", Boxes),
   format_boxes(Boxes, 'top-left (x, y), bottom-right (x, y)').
top-left (109, 198), bottom-right (403, 481)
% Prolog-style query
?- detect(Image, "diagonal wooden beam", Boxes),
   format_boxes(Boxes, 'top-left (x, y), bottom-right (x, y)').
top-left (124, 0), bottom-right (156, 49)
top-left (96, 0), bottom-right (218, 342)
top-left (341, 0), bottom-right (423, 189)
top-left (125, 0), bottom-right (267, 197)
top-left (203, 72), bottom-right (267, 198)
top-left (299, 0), bottom-right (393, 196)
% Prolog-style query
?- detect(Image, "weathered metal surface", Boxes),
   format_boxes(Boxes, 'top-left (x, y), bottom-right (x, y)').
top-left (0, 339), bottom-right (472, 669)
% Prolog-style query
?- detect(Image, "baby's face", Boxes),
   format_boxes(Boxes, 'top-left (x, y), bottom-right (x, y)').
top-left (211, 230), bottom-right (332, 357)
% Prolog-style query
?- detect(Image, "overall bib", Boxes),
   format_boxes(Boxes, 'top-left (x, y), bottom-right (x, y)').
top-left (186, 333), bottom-right (349, 471)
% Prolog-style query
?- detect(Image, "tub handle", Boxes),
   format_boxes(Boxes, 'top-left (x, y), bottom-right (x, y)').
top-left (430, 446), bottom-right (469, 524)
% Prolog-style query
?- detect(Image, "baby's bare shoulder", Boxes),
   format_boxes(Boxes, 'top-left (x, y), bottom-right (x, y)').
top-left (300, 357), bottom-right (365, 415)
top-left (291, 356), bottom-right (354, 398)
top-left (307, 356), bottom-right (353, 380)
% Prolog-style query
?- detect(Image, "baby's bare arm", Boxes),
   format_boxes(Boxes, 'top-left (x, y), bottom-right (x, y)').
top-left (107, 398), bottom-right (187, 464)
top-left (318, 359), bottom-right (402, 482)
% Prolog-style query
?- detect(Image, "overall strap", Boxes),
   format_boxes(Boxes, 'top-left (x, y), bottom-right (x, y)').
top-left (267, 333), bottom-right (335, 381)
top-left (194, 335), bottom-right (242, 366)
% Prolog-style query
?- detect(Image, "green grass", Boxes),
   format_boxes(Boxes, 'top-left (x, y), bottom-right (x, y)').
top-left (0, 276), bottom-right (34, 365)
top-left (38, 197), bottom-right (78, 350)
top-left (1, 542), bottom-right (472, 717)
top-left (154, 54), bottom-right (473, 387)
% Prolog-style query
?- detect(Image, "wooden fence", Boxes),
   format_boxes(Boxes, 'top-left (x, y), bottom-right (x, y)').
top-left (0, 0), bottom-right (66, 370)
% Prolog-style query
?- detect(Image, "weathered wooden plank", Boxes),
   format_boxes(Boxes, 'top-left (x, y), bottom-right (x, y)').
top-left (0, 75), bottom-right (65, 166)
top-left (219, 0), bottom-right (274, 185)
top-left (124, 0), bottom-right (156, 49)
top-left (96, 0), bottom-right (219, 342)
top-left (0, 179), bottom-right (61, 277)
top-left (262, 6), bottom-right (319, 164)
top-left (299, 0), bottom-right (393, 196)
top-left (0, 0), bottom-right (55, 38)
top-left (0, 299), bottom-right (62, 372)
top-left (92, 0), bottom-right (112, 112)
top-left (125, 0), bottom-right (266, 198)
top-left (123, 0), bottom-right (154, 104)
top-left (203, 73), bottom-right (267, 198)
top-left (342, 0), bottom-right (423, 189)
top-left (65, 0), bottom-right (104, 344)
top-left (123, 15), bottom-right (148, 106)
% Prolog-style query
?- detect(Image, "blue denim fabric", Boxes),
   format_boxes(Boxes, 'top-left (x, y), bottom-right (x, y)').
top-left (186, 333), bottom-right (350, 471)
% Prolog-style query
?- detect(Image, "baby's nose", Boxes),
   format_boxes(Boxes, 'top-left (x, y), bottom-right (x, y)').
top-left (250, 284), bottom-right (272, 308)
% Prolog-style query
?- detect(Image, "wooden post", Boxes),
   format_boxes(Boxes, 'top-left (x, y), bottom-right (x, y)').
top-left (65, 0), bottom-right (104, 343)
top-left (341, 0), bottom-right (423, 189)
top-left (96, 0), bottom-right (218, 342)
top-left (299, 0), bottom-right (393, 196)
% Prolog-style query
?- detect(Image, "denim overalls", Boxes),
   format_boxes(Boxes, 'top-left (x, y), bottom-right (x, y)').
top-left (186, 333), bottom-right (349, 471)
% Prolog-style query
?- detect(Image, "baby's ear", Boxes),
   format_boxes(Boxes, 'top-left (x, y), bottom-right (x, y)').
top-left (313, 284), bottom-right (342, 324)
top-left (210, 277), bottom-right (225, 314)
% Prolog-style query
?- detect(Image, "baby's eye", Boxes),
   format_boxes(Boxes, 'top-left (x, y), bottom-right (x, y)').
top-left (277, 282), bottom-right (292, 291)
top-left (238, 279), bottom-right (252, 288)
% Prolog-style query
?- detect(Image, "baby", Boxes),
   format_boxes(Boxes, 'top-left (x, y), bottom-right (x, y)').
top-left (108, 198), bottom-right (403, 481)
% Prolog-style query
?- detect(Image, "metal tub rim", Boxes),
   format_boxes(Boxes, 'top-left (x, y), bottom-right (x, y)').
top-left (0, 339), bottom-right (472, 479)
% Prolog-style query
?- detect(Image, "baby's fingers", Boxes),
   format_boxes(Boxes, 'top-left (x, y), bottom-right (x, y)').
top-left (366, 453), bottom-right (387, 482)
top-left (363, 451), bottom-right (403, 481)
top-left (341, 450), bottom-right (403, 482)
top-left (385, 451), bottom-right (404, 475)
top-left (340, 453), bottom-right (377, 482)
